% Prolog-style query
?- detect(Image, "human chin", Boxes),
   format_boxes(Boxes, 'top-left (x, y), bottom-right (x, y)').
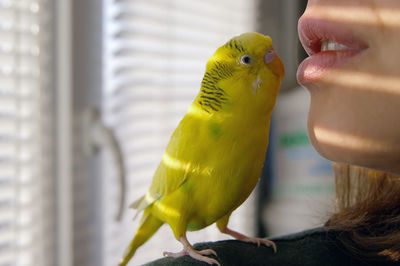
top-left (306, 83), bottom-right (400, 175)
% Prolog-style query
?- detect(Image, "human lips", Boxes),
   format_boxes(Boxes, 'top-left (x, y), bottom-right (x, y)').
top-left (297, 18), bottom-right (368, 84)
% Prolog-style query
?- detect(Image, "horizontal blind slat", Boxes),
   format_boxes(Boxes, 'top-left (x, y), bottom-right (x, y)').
top-left (0, 0), bottom-right (54, 265)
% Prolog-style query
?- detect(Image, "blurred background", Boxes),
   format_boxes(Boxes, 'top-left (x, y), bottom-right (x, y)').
top-left (0, 0), bottom-right (335, 265)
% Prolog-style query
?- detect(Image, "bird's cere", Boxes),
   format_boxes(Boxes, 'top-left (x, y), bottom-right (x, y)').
top-left (252, 76), bottom-right (263, 94)
top-left (320, 40), bottom-right (351, 51)
top-left (264, 49), bottom-right (276, 64)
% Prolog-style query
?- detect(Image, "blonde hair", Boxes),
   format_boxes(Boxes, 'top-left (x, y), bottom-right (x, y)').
top-left (325, 163), bottom-right (400, 262)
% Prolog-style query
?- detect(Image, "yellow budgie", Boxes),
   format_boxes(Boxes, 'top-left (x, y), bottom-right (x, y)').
top-left (119, 32), bottom-right (284, 266)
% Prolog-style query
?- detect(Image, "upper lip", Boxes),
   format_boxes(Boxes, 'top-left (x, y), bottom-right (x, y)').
top-left (298, 17), bottom-right (368, 56)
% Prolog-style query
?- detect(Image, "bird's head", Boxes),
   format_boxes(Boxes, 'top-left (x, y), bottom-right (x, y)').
top-left (196, 32), bottom-right (284, 116)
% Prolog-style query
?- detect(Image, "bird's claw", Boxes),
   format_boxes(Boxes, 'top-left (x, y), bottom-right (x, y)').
top-left (220, 227), bottom-right (277, 253)
top-left (198, 248), bottom-right (218, 257)
top-left (163, 248), bottom-right (220, 265)
top-left (244, 237), bottom-right (277, 253)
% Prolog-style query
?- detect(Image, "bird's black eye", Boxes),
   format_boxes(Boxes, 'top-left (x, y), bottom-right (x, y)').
top-left (239, 55), bottom-right (253, 65)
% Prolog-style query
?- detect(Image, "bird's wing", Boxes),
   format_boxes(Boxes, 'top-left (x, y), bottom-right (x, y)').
top-left (130, 114), bottom-right (202, 216)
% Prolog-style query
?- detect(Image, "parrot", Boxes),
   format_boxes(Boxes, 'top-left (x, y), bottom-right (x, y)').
top-left (119, 32), bottom-right (284, 266)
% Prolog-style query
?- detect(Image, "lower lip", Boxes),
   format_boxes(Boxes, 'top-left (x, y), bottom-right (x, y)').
top-left (297, 50), bottom-right (360, 85)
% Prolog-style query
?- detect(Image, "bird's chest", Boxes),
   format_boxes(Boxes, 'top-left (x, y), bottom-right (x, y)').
top-left (188, 128), bottom-right (268, 225)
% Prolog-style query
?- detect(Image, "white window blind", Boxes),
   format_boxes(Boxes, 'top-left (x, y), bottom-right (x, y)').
top-left (0, 1), bottom-right (55, 266)
top-left (103, 0), bottom-right (258, 265)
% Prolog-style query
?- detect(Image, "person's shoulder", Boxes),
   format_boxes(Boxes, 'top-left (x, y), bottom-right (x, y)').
top-left (144, 227), bottom-right (393, 266)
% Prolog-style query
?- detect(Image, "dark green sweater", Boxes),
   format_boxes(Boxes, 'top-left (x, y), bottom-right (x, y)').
top-left (145, 228), bottom-right (397, 266)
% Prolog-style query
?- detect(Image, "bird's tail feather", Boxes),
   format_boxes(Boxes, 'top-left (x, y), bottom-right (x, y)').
top-left (119, 209), bottom-right (163, 266)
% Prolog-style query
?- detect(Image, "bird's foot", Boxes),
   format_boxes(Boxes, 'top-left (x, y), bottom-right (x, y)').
top-left (239, 236), bottom-right (276, 252)
top-left (163, 248), bottom-right (219, 265)
top-left (164, 248), bottom-right (217, 257)
top-left (163, 235), bottom-right (220, 265)
top-left (221, 227), bottom-right (277, 253)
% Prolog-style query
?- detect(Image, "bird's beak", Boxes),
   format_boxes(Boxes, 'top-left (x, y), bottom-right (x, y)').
top-left (265, 48), bottom-right (285, 79)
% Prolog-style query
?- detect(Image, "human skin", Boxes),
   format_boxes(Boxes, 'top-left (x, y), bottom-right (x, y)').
top-left (297, 0), bottom-right (400, 174)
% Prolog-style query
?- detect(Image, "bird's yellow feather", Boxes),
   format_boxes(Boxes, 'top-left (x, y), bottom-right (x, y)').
top-left (120, 32), bottom-right (284, 266)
